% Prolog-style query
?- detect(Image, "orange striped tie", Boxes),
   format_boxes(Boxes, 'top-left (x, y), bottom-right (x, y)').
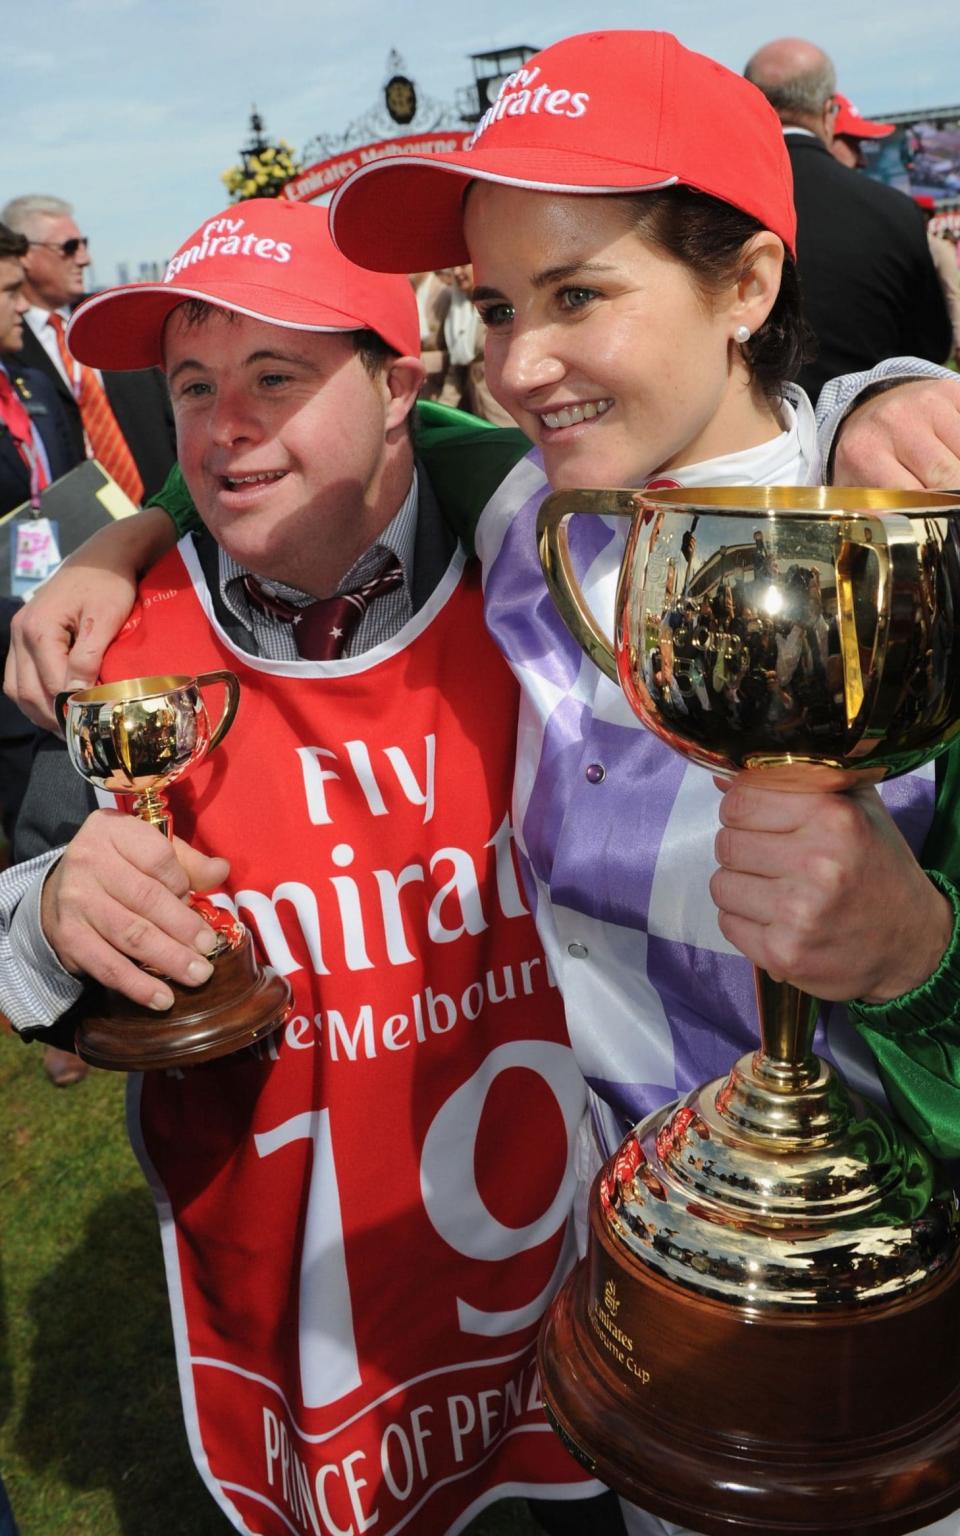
top-left (48, 313), bottom-right (144, 506)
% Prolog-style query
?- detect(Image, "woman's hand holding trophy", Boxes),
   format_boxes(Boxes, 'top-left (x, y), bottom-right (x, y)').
top-left (711, 773), bottom-right (954, 1002)
top-left (535, 484), bottom-right (960, 1534)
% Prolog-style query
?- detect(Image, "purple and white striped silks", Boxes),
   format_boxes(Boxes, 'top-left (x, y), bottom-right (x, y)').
top-left (474, 399), bottom-right (936, 1168)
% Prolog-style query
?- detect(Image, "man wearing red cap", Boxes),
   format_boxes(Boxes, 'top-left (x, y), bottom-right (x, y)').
top-left (830, 92), bottom-right (896, 170)
top-left (0, 200), bottom-right (613, 1536)
top-left (744, 38), bottom-right (952, 401)
top-left (826, 94), bottom-right (960, 365)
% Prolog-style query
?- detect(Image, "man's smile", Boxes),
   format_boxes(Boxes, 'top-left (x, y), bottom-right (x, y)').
top-left (219, 469), bottom-right (289, 492)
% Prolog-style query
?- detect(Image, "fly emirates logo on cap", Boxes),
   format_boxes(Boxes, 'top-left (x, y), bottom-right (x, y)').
top-left (164, 215), bottom-right (293, 282)
top-left (468, 64), bottom-right (590, 147)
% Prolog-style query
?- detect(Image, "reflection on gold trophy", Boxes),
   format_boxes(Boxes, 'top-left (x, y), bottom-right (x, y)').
top-left (58, 673), bottom-right (292, 1070)
top-left (536, 488), bottom-right (960, 1534)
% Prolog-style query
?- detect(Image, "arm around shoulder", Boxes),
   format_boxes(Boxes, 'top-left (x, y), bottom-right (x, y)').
top-left (816, 360), bottom-right (960, 490)
top-left (4, 499), bottom-right (181, 730)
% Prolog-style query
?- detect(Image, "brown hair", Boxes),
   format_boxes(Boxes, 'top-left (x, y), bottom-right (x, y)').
top-left (619, 188), bottom-right (812, 400)
top-left (349, 327), bottom-right (399, 376)
top-left (0, 222), bottom-right (29, 262)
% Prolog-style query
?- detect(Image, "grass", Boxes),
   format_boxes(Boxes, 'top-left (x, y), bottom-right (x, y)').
top-left (0, 1032), bottom-right (540, 1536)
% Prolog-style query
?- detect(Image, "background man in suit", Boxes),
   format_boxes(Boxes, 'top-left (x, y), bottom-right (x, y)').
top-left (0, 195), bottom-right (176, 501)
top-left (744, 38), bottom-right (952, 401)
top-left (0, 220), bottom-right (87, 1086)
top-left (0, 221), bottom-right (72, 514)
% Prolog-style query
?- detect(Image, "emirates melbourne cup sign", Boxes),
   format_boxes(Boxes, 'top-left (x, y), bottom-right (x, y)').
top-left (284, 133), bottom-right (474, 201)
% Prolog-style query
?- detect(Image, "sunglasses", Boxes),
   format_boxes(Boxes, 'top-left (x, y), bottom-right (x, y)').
top-left (29, 236), bottom-right (89, 258)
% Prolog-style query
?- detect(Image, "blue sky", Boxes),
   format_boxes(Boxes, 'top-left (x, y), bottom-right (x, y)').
top-left (8, 0), bottom-right (960, 285)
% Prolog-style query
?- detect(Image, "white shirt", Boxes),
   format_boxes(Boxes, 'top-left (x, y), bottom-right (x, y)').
top-left (24, 305), bottom-right (104, 391)
top-left (24, 306), bottom-right (75, 389)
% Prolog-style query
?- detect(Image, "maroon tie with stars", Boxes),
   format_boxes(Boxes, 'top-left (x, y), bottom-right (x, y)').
top-left (245, 557), bottom-right (405, 660)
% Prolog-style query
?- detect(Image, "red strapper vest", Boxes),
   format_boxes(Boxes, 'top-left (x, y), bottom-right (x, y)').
top-left (100, 538), bottom-right (595, 1536)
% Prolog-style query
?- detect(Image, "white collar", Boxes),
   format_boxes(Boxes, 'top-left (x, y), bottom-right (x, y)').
top-left (25, 304), bottom-right (70, 337)
top-left (647, 386), bottom-right (820, 489)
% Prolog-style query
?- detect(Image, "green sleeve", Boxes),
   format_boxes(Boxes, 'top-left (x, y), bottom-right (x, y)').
top-left (141, 402), bottom-right (532, 553)
top-left (145, 461), bottom-right (202, 536)
top-left (849, 743), bottom-right (960, 1158)
top-left (414, 401), bottom-right (530, 555)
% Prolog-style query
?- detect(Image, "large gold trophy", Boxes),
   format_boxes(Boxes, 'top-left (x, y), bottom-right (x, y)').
top-left (58, 673), bottom-right (291, 1071)
top-left (536, 488), bottom-right (960, 1534)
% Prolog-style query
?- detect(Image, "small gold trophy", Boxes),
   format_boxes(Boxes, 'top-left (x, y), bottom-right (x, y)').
top-left (535, 487), bottom-right (960, 1534)
top-left (58, 672), bottom-right (291, 1071)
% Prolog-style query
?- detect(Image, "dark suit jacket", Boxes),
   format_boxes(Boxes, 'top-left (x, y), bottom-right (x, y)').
top-left (3, 321), bottom-right (177, 501)
top-left (787, 133), bottom-right (953, 402)
top-left (0, 364), bottom-right (73, 516)
top-left (0, 596), bottom-right (42, 843)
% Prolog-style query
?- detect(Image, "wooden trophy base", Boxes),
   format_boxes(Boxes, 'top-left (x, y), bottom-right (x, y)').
top-left (539, 1187), bottom-right (960, 1535)
top-left (75, 929), bottom-right (292, 1071)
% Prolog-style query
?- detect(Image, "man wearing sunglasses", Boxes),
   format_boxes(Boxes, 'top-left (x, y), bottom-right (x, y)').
top-left (0, 195), bottom-right (176, 502)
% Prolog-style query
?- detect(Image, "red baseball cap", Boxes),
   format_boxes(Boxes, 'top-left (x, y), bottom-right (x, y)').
top-left (67, 199), bottom-right (420, 370)
top-left (832, 94), bottom-right (895, 141)
top-left (329, 31), bottom-right (797, 271)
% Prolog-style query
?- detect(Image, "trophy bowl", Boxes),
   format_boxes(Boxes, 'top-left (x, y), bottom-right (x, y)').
top-left (535, 487), bottom-right (960, 1535)
top-left (58, 673), bottom-right (292, 1071)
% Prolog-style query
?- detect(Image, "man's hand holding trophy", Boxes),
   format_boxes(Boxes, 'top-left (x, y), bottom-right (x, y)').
top-left (52, 671), bottom-right (291, 1070)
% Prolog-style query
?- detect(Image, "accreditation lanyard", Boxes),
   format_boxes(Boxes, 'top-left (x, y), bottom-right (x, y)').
top-left (21, 436), bottom-right (45, 509)
top-left (0, 376), bottom-right (48, 509)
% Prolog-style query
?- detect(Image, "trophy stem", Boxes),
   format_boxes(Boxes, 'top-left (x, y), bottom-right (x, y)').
top-left (714, 972), bottom-right (842, 1146)
top-left (752, 969), bottom-right (820, 1092)
top-left (132, 787), bottom-right (172, 838)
